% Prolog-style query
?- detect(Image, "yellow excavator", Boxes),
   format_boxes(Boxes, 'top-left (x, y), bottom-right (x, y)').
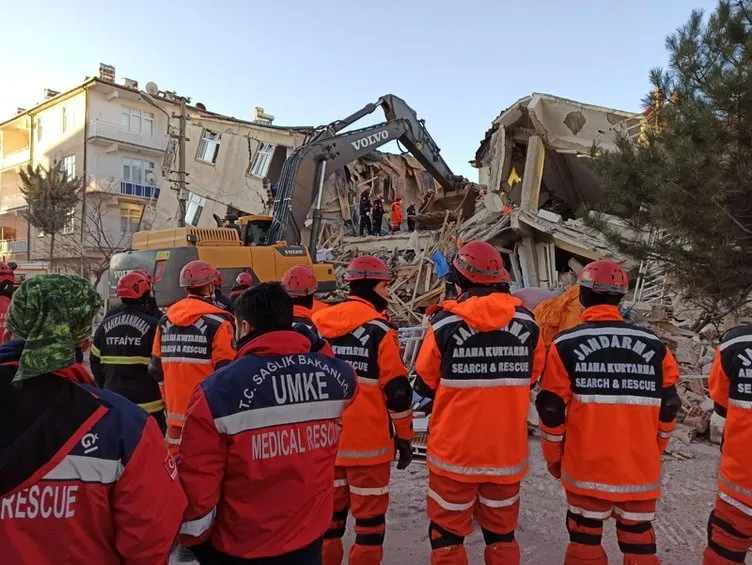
top-left (109, 94), bottom-right (475, 307)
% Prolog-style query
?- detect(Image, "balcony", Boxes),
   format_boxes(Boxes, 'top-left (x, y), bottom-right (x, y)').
top-left (0, 192), bottom-right (27, 213)
top-left (88, 120), bottom-right (167, 153)
top-left (0, 147), bottom-right (31, 171)
top-left (88, 175), bottom-right (161, 200)
top-left (0, 238), bottom-right (28, 258)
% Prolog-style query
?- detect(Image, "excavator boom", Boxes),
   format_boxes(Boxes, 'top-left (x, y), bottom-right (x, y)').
top-left (265, 95), bottom-right (474, 255)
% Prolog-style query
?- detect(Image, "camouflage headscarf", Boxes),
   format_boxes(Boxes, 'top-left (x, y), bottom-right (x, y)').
top-left (6, 274), bottom-right (102, 383)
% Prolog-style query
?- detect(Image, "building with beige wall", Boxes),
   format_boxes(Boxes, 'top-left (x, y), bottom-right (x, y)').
top-left (0, 64), bottom-right (310, 283)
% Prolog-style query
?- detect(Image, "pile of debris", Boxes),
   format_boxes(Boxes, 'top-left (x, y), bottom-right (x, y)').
top-left (319, 213), bottom-right (458, 325)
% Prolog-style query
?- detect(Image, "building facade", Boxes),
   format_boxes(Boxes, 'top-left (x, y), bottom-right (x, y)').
top-left (0, 64), bottom-right (310, 284)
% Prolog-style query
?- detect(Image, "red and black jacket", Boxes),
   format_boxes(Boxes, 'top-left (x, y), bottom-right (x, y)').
top-left (178, 330), bottom-right (358, 560)
top-left (0, 339), bottom-right (187, 565)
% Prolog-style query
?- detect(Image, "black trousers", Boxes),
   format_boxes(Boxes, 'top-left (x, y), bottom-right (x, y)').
top-left (359, 214), bottom-right (371, 236)
top-left (191, 537), bottom-right (323, 565)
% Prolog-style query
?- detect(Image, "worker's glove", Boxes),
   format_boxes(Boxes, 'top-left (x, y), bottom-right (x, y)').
top-left (394, 437), bottom-right (413, 470)
top-left (547, 462), bottom-right (561, 480)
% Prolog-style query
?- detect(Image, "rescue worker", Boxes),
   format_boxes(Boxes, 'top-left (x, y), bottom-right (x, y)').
top-left (230, 271), bottom-right (253, 303)
top-left (0, 261), bottom-right (15, 330)
top-left (371, 198), bottom-right (384, 236)
top-left (533, 283), bottom-right (582, 347)
top-left (406, 201), bottom-right (417, 231)
top-left (314, 255), bottom-right (414, 565)
top-left (536, 259), bottom-right (681, 565)
top-left (178, 282), bottom-right (358, 564)
top-left (390, 196), bottom-right (403, 233)
top-left (213, 269), bottom-right (233, 313)
top-left (360, 189), bottom-right (372, 236)
top-left (149, 259), bottom-right (235, 455)
top-left (282, 264), bottom-right (319, 331)
top-left (0, 275), bottom-right (186, 564)
top-left (413, 241), bottom-right (546, 565)
top-left (91, 270), bottom-right (166, 433)
top-left (704, 322), bottom-right (752, 564)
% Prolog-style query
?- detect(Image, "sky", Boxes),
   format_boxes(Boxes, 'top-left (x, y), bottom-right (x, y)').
top-left (0, 0), bottom-right (719, 179)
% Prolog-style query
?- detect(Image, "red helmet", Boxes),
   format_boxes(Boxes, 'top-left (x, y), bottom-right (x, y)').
top-left (116, 270), bottom-right (153, 299)
top-left (282, 265), bottom-right (318, 297)
top-left (214, 269), bottom-right (223, 287)
top-left (453, 241), bottom-right (511, 285)
top-left (179, 260), bottom-right (216, 288)
top-left (235, 272), bottom-right (253, 287)
top-left (344, 255), bottom-right (392, 282)
top-left (579, 259), bottom-right (629, 294)
top-left (0, 262), bottom-right (15, 285)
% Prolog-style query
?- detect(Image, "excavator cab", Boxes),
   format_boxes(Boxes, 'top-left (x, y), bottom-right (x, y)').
top-left (238, 215), bottom-right (273, 246)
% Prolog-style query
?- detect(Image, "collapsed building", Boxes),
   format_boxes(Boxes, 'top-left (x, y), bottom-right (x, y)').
top-left (471, 93), bottom-right (644, 288)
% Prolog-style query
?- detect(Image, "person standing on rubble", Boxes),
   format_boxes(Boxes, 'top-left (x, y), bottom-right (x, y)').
top-left (371, 198), bottom-right (384, 236)
top-left (359, 189), bottom-right (372, 236)
top-left (703, 322), bottom-right (752, 564)
top-left (149, 260), bottom-right (235, 455)
top-left (178, 282), bottom-right (358, 564)
top-left (390, 196), bottom-right (404, 233)
top-left (413, 241), bottom-right (545, 565)
top-left (536, 259), bottom-right (681, 565)
top-left (313, 255), bottom-right (414, 565)
top-left (406, 200), bottom-right (417, 231)
top-left (0, 275), bottom-right (186, 564)
top-left (91, 270), bottom-right (166, 433)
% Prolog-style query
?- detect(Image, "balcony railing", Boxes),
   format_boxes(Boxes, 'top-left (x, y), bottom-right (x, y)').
top-left (88, 120), bottom-right (167, 152)
top-left (88, 175), bottom-right (161, 200)
top-left (0, 147), bottom-right (30, 170)
top-left (0, 192), bottom-right (27, 212)
top-left (0, 239), bottom-right (28, 255)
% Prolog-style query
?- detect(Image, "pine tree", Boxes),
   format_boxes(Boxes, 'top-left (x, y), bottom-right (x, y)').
top-left (19, 162), bottom-right (82, 268)
top-left (590, 0), bottom-right (752, 330)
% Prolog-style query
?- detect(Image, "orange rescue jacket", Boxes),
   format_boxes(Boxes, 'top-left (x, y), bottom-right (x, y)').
top-left (390, 202), bottom-right (403, 227)
top-left (539, 305), bottom-right (680, 502)
top-left (311, 299), bottom-right (329, 314)
top-left (313, 297), bottom-right (413, 466)
top-left (533, 284), bottom-right (583, 347)
top-left (152, 296), bottom-right (235, 431)
top-left (709, 324), bottom-right (752, 512)
top-left (415, 290), bottom-right (545, 484)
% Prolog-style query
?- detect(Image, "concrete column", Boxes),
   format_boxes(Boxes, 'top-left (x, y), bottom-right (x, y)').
top-left (516, 237), bottom-right (539, 287)
top-left (520, 135), bottom-right (545, 211)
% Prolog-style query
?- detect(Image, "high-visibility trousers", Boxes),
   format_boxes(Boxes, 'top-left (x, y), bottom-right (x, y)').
top-left (166, 423), bottom-right (182, 457)
top-left (426, 471), bottom-right (521, 565)
top-left (704, 494), bottom-right (752, 564)
top-left (322, 462), bottom-right (391, 565)
top-left (565, 491), bottom-right (660, 565)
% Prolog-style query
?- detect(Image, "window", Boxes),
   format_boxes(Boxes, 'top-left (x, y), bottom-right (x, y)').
top-left (61, 155), bottom-right (75, 180)
top-left (197, 130), bottom-right (221, 164)
top-left (36, 118), bottom-right (43, 142)
top-left (123, 157), bottom-right (155, 184)
top-left (184, 191), bottom-right (206, 226)
top-left (120, 207), bottom-right (142, 234)
top-left (62, 107), bottom-right (68, 133)
top-left (62, 207), bottom-right (75, 235)
top-left (121, 106), bottom-right (154, 135)
top-left (249, 142), bottom-right (275, 177)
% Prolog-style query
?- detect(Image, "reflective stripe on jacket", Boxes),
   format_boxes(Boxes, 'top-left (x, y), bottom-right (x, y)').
top-left (539, 305), bottom-right (680, 502)
top-left (313, 297), bottom-right (413, 466)
top-left (177, 330), bottom-right (358, 559)
top-left (710, 324), bottom-right (752, 510)
top-left (415, 288), bottom-right (545, 484)
top-left (91, 303), bottom-right (162, 411)
top-left (152, 296), bottom-right (235, 431)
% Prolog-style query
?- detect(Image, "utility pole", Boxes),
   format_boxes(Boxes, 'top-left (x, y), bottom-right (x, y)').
top-left (171, 97), bottom-right (188, 227)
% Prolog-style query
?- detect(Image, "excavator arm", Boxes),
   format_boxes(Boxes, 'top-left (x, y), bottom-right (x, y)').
top-left (265, 95), bottom-right (473, 255)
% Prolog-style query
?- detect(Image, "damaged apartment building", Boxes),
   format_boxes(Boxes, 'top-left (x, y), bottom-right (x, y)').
top-left (471, 93), bottom-right (644, 288)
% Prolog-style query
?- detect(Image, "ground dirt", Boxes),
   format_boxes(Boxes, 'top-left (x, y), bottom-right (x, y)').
top-left (174, 439), bottom-right (738, 564)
